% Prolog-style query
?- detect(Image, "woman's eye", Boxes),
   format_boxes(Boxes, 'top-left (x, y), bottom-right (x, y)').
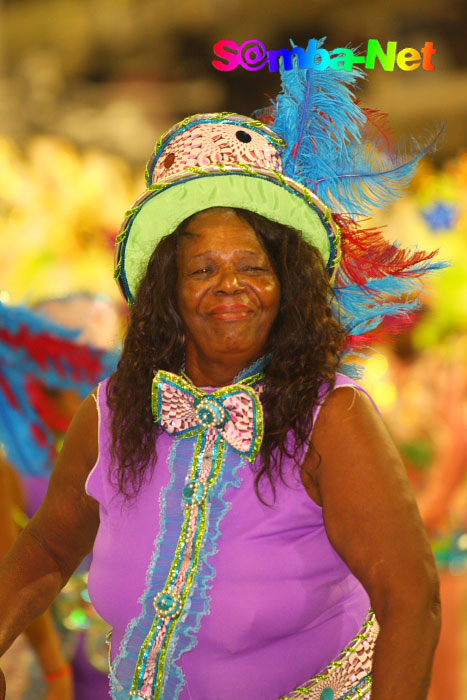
top-left (191, 267), bottom-right (212, 275)
top-left (189, 264), bottom-right (266, 275)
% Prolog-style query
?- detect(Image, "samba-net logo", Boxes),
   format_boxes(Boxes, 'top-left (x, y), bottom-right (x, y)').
top-left (212, 38), bottom-right (436, 73)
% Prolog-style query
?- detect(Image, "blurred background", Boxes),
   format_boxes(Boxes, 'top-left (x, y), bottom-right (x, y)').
top-left (0, 0), bottom-right (465, 698)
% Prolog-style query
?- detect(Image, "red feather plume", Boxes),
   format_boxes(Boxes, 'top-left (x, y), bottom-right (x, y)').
top-left (334, 215), bottom-right (439, 289)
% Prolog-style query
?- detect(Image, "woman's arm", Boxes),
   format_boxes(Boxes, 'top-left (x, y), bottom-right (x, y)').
top-left (303, 386), bottom-right (441, 700)
top-left (0, 391), bottom-right (100, 659)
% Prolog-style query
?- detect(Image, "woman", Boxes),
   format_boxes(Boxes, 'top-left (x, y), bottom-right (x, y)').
top-left (0, 52), bottom-right (442, 699)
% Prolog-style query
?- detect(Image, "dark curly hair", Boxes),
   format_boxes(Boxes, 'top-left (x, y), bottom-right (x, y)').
top-left (107, 207), bottom-right (347, 504)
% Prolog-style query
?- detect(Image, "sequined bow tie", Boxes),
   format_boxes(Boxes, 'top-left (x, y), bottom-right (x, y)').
top-left (152, 370), bottom-right (264, 462)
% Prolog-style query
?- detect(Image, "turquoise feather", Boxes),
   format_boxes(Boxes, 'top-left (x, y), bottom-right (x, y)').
top-left (268, 38), bottom-right (443, 216)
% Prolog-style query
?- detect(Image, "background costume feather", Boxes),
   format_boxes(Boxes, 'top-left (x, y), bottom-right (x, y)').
top-left (0, 300), bottom-right (118, 475)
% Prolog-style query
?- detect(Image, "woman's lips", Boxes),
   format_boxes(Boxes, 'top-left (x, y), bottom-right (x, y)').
top-left (208, 304), bottom-right (254, 320)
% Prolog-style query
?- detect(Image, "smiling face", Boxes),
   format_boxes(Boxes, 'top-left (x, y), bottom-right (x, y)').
top-left (176, 208), bottom-right (281, 382)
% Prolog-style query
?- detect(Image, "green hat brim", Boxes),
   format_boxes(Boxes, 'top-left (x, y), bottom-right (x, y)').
top-left (116, 172), bottom-right (336, 303)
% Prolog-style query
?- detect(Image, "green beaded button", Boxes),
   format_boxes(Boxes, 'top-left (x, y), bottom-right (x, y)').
top-left (183, 479), bottom-right (206, 505)
top-left (153, 588), bottom-right (182, 618)
top-left (157, 593), bottom-right (174, 611)
top-left (199, 407), bottom-right (214, 422)
top-left (194, 397), bottom-right (226, 428)
top-left (320, 688), bottom-right (335, 700)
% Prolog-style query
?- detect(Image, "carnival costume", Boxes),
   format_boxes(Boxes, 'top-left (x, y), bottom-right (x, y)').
top-left (88, 39), bottom-right (443, 700)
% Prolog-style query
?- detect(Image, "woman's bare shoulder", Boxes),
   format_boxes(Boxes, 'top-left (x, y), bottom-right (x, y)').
top-left (311, 385), bottom-right (384, 455)
top-left (301, 385), bottom-right (380, 505)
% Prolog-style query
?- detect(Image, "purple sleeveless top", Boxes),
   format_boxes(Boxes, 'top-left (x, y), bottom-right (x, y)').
top-left (86, 373), bottom-right (372, 699)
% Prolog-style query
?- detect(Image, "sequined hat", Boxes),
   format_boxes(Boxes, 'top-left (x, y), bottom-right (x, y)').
top-left (114, 112), bottom-right (341, 305)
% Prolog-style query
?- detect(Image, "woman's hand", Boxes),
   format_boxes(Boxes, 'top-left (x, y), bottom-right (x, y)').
top-left (43, 669), bottom-right (74, 700)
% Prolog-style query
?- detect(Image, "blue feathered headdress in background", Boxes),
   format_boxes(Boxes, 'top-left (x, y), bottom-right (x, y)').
top-left (0, 300), bottom-right (118, 475)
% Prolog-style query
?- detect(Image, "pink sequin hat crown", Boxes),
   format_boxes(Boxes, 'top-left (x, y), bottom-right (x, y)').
top-left (114, 112), bottom-right (341, 304)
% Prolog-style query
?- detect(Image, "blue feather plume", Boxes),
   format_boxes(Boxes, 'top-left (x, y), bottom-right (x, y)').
top-left (267, 38), bottom-right (443, 217)
top-left (324, 130), bottom-right (444, 216)
top-left (335, 260), bottom-right (447, 329)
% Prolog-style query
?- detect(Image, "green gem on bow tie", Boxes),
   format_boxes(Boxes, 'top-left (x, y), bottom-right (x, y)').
top-left (194, 396), bottom-right (227, 428)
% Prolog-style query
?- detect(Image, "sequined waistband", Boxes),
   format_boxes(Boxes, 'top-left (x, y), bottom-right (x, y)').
top-left (278, 609), bottom-right (378, 700)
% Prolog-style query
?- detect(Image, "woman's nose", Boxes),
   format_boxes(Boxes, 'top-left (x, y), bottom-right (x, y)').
top-left (214, 267), bottom-right (245, 293)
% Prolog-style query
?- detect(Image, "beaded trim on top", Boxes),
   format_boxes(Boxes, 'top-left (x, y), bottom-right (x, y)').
top-left (110, 364), bottom-right (266, 699)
